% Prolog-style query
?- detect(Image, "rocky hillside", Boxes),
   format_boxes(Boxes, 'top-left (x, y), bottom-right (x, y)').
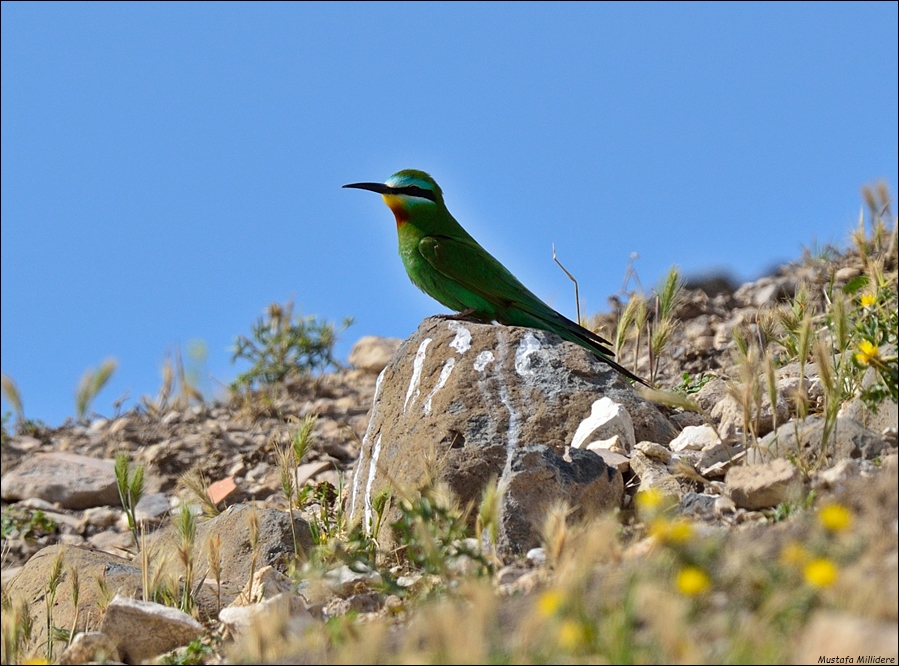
top-left (1, 218), bottom-right (897, 664)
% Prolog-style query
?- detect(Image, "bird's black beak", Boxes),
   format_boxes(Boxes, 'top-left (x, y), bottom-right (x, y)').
top-left (342, 182), bottom-right (393, 195)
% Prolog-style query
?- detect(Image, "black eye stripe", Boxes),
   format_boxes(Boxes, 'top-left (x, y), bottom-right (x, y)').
top-left (393, 185), bottom-right (436, 201)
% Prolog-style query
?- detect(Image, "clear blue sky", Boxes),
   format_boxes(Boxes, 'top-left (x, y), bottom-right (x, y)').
top-left (2, 2), bottom-right (897, 426)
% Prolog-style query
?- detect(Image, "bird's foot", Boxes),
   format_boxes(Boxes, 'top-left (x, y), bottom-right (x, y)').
top-left (430, 308), bottom-right (485, 323)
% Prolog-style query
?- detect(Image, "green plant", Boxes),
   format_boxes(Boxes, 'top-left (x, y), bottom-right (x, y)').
top-left (179, 469), bottom-right (220, 518)
top-left (174, 503), bottom-right (198, 614)
top-left (162, 638), bottom-right (215, 665)
top-left (44, 548), bottom-right (66, 662)
top-left (609, 265), bottom-right (683, 383)
top-left (391, 481), bottom-right (493, 583)
top-left (1, 589), bottom-right (33, 665)
top-left (673, 371), bottom-right (713, 395)
top-left (1, 374), bottom-right (25, 429)
top-left (75, 358), bottom-right (117, 422)
top-left (231, 299), bottom-right (353, 389)
top-left (1, 506), bottom-right (57, 540)
top-left (114, 452), bottom-right (145, 551)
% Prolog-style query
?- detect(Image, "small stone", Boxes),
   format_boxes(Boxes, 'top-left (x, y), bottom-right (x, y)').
top-left (81, 506), bottom-right (120, 529)
top-left (669, 424), bottom-right (721, 452)
top-left (207, 477), bottom-right (238, 505)
top-left (630, 451), bottom-right (682, 498)
top-left (635, 441), bottom-right (672, 462)
top-left (588, 447), bottom-right (630, 473)
top-left (571, 397), bottom-right (637, 453)
top-left (294, 461), bottom-right (333, 488)
top-left (525, 547), bottom-right (546, 566)
top-left (100, 595), bottom-right (203, 663)
top-left (793, 611), bottom-right (898, 664)
top-left (58, 631), bottom-right (119, 665)
top-left (725, 459), bottom-right (804, 510)
top-left (714, 495), bottom-right (736, 515)
top-left (219, 593), bottom-right (314, 639)
top-left (816, 459), bottom-right (860, 488)
top-left (348, 336), bottom-right (403, 373)
top-left (1, 453), bottom-right (119, 509)
top-left (833, 266), bottom-right (862, 282)
top-left (133, 492), bottom-right (171, 522)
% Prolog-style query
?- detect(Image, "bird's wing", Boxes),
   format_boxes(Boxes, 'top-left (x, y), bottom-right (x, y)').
top-left (419, 234), bottom-right (651, 385)
top-left (418, 234), bottom-right (615, 349)
top-left (419, 234), bottom-right (541, 307)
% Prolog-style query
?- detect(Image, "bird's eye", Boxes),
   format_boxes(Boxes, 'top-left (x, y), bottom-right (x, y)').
top-left (397, 185), bottom-right (436, 202)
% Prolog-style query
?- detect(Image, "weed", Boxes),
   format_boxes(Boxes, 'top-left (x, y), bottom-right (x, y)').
top-left (231, 299), bottom-right (353, 390)
top-left (1, 506), bottom-right (57, 541)
top-left (75, 358), bottom-right (117, 422)
top-left (114, 451), bottom-right (145, 551)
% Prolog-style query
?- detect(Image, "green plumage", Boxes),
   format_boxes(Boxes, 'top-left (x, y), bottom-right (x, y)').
top-left (344, 169), bottom-right (649, 386)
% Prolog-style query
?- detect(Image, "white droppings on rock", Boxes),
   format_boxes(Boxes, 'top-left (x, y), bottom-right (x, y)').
top-left (424, 358), bottom-right (455, 414)
top-left (403, 338), bottom-right (432, 413)
top-left (474, 350), bottom-right (495, 372)
top-left (350, 369), bottom-right (386, 525)
top-left (514, 332), bottom-right (541, 375)
top-left (497, 330), bottom-right (522, 480)
top-left (363, 434), bottom-right (383, 534)
top-left (447, 322), bottom-right (472, 353)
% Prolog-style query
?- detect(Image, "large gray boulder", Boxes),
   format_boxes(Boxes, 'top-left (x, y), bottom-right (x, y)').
top-left (349, 318), bottom-right (676, 555)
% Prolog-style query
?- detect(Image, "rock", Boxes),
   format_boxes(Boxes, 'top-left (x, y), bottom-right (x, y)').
top-left (710, 390), bottom-right (789, 441)
top-left (57, 631), bottom-right (119, 665)
top-left (1, 452), bottom-right (119, 509)
top-left (133, 492), bottom-right (171, 522)
top-left (499, 445), bottom-right (624, 555)
top-left (570, 397), bottom-right (636, 453)
top-left (725, 459), bottom-right (804, 510)
top-left (589, 448), bottom-right (630, 473)
top-left (839, 366), bottom-right (899, 436)
top-left (207, 476), bottom-right (239, 505)
top-left (793, 611), bottom-right (898, 664)
top-left (235, 565), bottom-right (294, 605)
top-left (635, 440), bottom-right (673, 462)
top-left (4, 545), bottom-right (142, 657)
top-left (678, 492), bottom-right (717, 518)
top-left (100, 595), bottom-right (203, 663)
top-left (348, 335), bottom-right (403, 373)
top-left (815, 458), bottom-right (860, 489)
top-left (694, 378), bottom-right (729, 415)
top-left (220, 592), bottom-right (314, 639)
top-left (833, 266), bottom-right (862, 282)
top-left (146, 504), bottom-right (315, 587)
top-left (294, 461), bottom-right (333, 488)
top-left (630, 451), bottom-right (682, 499)
top-left (696, 443), bottom-right (745, 477)
top-left (749, 415), bottom-right (888, 465)
top-left (669, 424), bottom-right (721, 452)
top-left (348, 319), bottom-right (669, 554)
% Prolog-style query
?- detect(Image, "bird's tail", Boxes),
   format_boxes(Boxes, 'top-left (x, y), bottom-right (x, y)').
top-left (511, 307), bottom-right (651, 387)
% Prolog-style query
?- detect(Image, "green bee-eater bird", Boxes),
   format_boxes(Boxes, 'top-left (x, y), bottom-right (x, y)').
top-left (344, 169), bottom-right (649, 386)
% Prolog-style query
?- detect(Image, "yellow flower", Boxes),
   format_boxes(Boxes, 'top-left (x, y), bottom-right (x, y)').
top-left (636, 488), bottom-right (665, 512)
top-left (855, 340), bottom-right (879, 366)
top-left (676, 566), bottom-right (711, 596)
top-left (538, 589), bottom-right (564, 617)
top-left (804, 558), bottom-right (838, 588)
top-left (818, 504), bottom-right (852, 533)
top-left (650, 518), bottom-right (694, 544)
top-left (557, 618), bottom-right (586, 650)
top-left (860, 292), bottom-right (876, 308)
top-left (780, 541), bottom-right (810, 566)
